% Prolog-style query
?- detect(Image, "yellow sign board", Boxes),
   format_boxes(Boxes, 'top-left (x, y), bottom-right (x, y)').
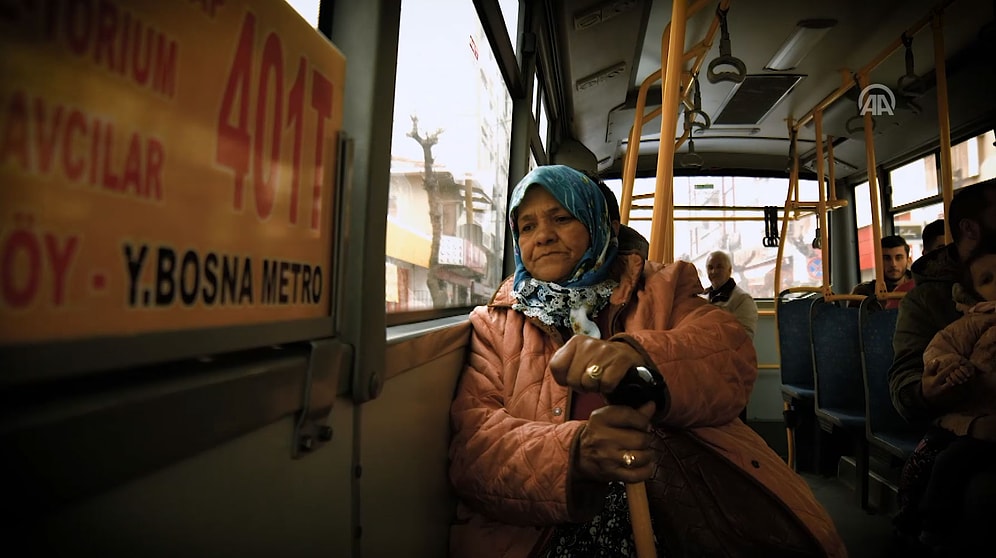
top-left (0, 0), bottom-right (345, 344)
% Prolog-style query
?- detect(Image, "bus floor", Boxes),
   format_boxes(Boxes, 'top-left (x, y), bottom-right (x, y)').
top-left (748, 420), bottom-right (932, 557)
top-left (802, 472), bottom-right (926, 558)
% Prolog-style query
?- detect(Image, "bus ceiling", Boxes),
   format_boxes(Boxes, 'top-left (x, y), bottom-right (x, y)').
top-left (546, 0), bottom-right (995, 178)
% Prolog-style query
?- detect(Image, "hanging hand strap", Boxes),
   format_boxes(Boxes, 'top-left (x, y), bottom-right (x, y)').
top-left (707, 6), bottom-right (747, 84)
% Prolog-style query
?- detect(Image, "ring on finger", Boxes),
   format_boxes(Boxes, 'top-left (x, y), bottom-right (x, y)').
top-left (622, 451), bottom-right (636, 468)
top-left (584, 364), bottom-right (602, 390)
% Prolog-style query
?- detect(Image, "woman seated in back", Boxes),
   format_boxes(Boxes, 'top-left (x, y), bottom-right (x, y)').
top-left (448, 165), bottom-right (845, 557)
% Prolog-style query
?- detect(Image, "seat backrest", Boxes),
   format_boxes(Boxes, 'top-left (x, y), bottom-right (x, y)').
top-left (859, 298), bottom-right (920, 452)
top-left (810, 298), bottom-right (865, 416)
top-left (776, 290), bottom-right (818, 389)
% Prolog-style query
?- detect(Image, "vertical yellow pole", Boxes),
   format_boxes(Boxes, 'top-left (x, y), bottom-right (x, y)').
top-left (623, 0), bottom-right (711, 227)
top-left (648, 0), bottom-right (687, 263)
top-left (827, 135), bottom-right (837, 201)
top-left (932, 14), bottom-right (954, 243)
top-left (774, 121), bottom-right (796, 298)
top-left (857, 72), bottom-right (885, 300)
top-left (814, 111), bottom-right (831, 296)
top-left (622, 68), bottom-right (666, 225)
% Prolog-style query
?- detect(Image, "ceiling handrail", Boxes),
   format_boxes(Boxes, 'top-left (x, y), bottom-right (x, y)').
top-left (792, 0), bottom-right (956, 131)
top-left (620, 0), bottom-right (729, 226)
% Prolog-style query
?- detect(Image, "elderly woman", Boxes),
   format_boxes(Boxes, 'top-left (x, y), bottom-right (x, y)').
top-left (449, 165), bottom-right (845, 557)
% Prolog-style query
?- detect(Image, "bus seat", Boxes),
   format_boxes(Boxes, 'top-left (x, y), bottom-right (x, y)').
top-left (858, 299), bottom-right (921, 460)
top-left (776, 291), bottom-right (818, 402)
top-left (776, 290), bottom-right (819, 472)
top-left (810, 297), bottom-right (870, 509)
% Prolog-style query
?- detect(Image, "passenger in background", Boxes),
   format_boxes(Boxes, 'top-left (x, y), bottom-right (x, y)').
top-left (916, 239), bottom-right (996, 549)
top-left (888, 177), bottom-right (996, 555)
top-left (704, 251), bottom-right (758, 339)
top-left (583, 170), bottom-right (650, 261)
top-left (448, 165), bottom-right (845, 558)
top-left (923, 219), bottom-right (947, 255)
top-left (849, 235), bottom-right (913, 309)
top-left (894, 220), bottom-right (946, 300)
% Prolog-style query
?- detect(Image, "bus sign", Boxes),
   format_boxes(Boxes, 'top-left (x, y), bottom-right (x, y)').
top-left (0, 0), bottom-right (345, 344)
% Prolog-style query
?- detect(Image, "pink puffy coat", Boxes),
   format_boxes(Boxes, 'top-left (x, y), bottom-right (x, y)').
top-left (449, 253), bottom-right (846, 558)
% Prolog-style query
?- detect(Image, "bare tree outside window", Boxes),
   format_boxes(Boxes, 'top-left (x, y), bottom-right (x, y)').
top-left (407, 116), bottom-right (448, 308)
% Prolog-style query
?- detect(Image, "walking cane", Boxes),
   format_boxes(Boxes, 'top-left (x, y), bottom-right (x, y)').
top-left (607, 366), bottom-right (667, 558)
top-left (626, 482), bottom-right (657, 558)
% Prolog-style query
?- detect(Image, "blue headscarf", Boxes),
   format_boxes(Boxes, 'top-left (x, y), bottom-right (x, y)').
top-left (508, 165), bottom-right (619, 337)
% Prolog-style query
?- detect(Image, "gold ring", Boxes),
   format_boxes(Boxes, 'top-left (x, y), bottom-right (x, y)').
top-left (622, 451), bottom-right (635, 468)
top-left (585, 364), bottom-right (602, 390)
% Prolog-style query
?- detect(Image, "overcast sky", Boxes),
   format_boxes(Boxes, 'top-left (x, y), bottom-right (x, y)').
top-left (285, 0), bottom-right (320, 26)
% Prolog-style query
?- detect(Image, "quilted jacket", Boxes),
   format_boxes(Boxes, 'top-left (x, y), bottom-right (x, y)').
top-left (448, 251), bottom-right (846, 558)
top-left (924, 301), bottom-right (996, 436)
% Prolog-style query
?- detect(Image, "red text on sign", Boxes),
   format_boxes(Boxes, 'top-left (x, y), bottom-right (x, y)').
top-left (216, 11), bottom-right (334, 230)
top-left (2, 0), bottom-right (179, 99)
top-left (0, 91), bottom-right (165, 201)
top-left (0, 215), bottom-right (80, 310)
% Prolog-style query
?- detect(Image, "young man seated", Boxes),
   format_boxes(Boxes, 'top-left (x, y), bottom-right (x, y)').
top-left (850, 235), bottom-right (913, 309)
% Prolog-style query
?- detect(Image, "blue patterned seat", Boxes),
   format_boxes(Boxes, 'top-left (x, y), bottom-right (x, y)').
top-left (776, 291), bottom-right (817, 403)
top-left (776, 290), bottom-right (820, 472)
top-left (858, 297), bottom-right (921, 460)
top-left (810, 296), bottom-right (869, 509)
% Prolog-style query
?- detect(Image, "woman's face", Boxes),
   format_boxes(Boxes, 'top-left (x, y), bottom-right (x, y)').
top-left (969, 253), bottom-right (996, 302)
top-left (516, 186), bottom-right (590, 283)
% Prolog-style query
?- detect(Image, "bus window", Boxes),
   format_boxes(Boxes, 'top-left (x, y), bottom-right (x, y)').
top-left (892, 202), bottom-right (944, 258)
top-left (890, 154), bottom-right (939, 208)
top-left (532, 73), bottom-right (541, 122)
top-left (607, 176), bottom-right (823, 298)
top-left (854, 181), bottom-right (874, 282)
top-left (887, 153), bottom-right (941, 261)
top-left (952, 130), bottom-right (996, 189)
top-left (887, 132), bottom-right (996, 259)
top-left (498, 0), bottom-right (520, 56)
top-left (537, 86), bottom-right (549, 151)
top-left (385, 0), bottom-right (513, 319)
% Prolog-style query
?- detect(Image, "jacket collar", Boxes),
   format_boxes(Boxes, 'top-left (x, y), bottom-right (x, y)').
top-left (705, 278), bottom-right (736, 303)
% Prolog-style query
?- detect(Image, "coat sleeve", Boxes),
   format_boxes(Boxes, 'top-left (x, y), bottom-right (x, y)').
top-left (889, 284), bottom-right (955, 423)
top-left (613, 262), bottom-right (757, 427)
top-left (923, 319), bottom-right (976, 376)
top-left (922, 324), bottom-right (974, 422)
top-left (925, 316), bottom-right (996, 436)
top-left (448, 307), bottom-right (604, 526)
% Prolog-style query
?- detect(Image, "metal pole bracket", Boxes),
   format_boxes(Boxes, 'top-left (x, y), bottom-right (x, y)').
top-left (292, 338), bottom-right (353, 459)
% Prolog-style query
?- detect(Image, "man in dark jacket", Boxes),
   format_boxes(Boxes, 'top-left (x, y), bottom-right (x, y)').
top-left (890, 179), bottom-right (996, 422)
top-left (888, 177), bottom-right (996, 553)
